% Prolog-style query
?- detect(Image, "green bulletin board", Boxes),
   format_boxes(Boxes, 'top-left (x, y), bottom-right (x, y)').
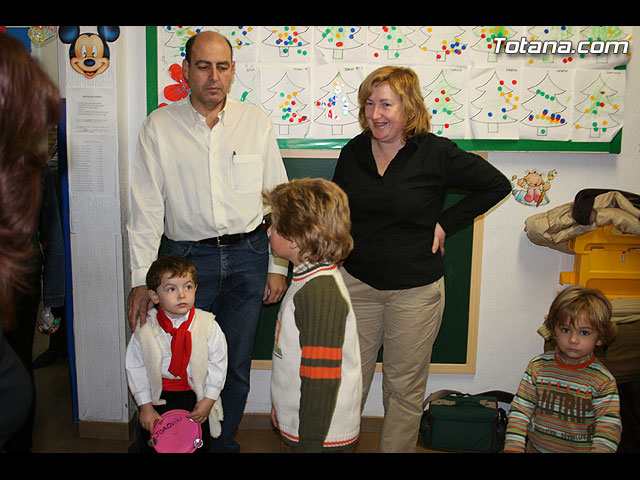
top-left (145, 26), bottom-right (623, 155)
top-left (250, 155), bottom-right (483, 374)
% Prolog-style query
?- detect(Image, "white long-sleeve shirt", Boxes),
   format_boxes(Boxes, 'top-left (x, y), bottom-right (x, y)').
top-left (128, 96), bottom-right (289, 287)
top-left (125, 308), bottom-right (228, 407)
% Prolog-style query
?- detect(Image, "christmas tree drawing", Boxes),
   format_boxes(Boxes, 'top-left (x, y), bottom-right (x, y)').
top-left (314, 71), bottom-right (359, 136)
top-left (419, 26), bottom-right (468, 63)
top-left (525, 26), bottom-right (575, 65)
top-left (423, 71), bottom-right (465, 136)
top-left (369, 26), bottom-right (416, 60)
top-left (573, 74), bottom-right (621, 139)
top-left (263, 26), bottom-right (310, 58)
top-left (262, 73), bottom-right (309, 136)
top-left (471, 26), bottom-right (517, 62)
top-left (471, 71), bottom-right (519, 134)
top-left (316, 26), bottom-right (363, 60)
top-left (163, 26), bottom-right (203, 60)
top-left (578, 26), bottom-right (631, 64)
top-left (214, 26), bottom-right (256, 52)
top-left (521, 73), bottom-right (568, 136)
top-left (230, 68), bottom-right (259, 105)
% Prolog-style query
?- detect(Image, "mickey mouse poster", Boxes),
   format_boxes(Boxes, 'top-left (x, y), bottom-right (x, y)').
top-left (59, 26), bottom-right (120, 79)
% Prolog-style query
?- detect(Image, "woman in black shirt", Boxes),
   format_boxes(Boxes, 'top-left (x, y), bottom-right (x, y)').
top-left (333, 66), bottom-right (511, 452)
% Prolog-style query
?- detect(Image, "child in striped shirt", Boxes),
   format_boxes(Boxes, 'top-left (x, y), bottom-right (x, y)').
top-left (504, 285), bottom-right (622, 453)
top-left (263, 178), bottom-right (362, 453)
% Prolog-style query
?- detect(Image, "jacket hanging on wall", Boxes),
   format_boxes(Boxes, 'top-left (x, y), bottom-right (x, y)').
top-left (572, 189), bottom-right (640, 225)
top-left (525, 190), bottom-right (640, 254)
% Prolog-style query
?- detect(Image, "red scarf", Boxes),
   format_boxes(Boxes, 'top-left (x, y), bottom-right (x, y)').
top-left (156, 306), bottom-right (195, 391)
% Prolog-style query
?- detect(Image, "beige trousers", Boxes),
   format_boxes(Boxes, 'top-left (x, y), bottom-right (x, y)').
top-left (340, 268), bottom-right (445, 453)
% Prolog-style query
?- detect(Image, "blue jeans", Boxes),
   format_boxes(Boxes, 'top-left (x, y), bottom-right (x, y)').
top-left (165, 230), bottom-right (269, 453)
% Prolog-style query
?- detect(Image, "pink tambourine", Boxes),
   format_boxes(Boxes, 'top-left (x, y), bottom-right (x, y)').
top-left (151, 409), bottom-right (204, 453)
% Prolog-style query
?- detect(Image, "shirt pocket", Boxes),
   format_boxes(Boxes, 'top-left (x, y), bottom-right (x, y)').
top-left (232, 153), bottom-right (263, 194)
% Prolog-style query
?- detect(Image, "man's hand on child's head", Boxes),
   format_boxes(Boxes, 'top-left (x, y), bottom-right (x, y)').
top-left (188, 397), bottom-right (215, 424)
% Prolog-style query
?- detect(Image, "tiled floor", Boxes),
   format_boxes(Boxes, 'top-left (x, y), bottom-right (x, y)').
top-left (29, 330), bottom-right (435, 454)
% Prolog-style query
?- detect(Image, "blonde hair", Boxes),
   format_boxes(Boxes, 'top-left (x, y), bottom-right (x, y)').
top-left (263, 178), bottom-right (353, 264)
top-left (358, 65), bottom-right (430, 140)
top-left (544, 285), bottom-right (616, 346)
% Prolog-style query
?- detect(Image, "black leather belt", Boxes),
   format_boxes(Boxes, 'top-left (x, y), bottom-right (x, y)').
top-left (199, 221), bottom-right (265, 247)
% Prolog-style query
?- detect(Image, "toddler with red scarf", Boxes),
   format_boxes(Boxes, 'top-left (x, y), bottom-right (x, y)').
top-left (126, 255), bottom-right (227, 453)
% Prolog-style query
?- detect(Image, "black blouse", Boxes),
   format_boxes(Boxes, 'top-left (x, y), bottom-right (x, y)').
top-left (333, 132), bottom-right (511, 290)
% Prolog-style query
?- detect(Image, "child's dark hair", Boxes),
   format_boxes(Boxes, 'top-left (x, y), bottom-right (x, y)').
top-left (146, 255), bottom-right (198, 292)
top-left (544, 285), bottom-right (616, 346)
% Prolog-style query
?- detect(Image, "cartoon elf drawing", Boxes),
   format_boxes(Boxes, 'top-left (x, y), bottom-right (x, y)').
top-left (511, 169), bottom-right (557, 207)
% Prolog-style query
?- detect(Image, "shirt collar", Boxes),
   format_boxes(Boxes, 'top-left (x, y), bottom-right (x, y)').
top-left (357, 131), bottom-right (420, 153)
top-left (185, 94), bottom-right (230, 128)
top-left (355, 132), bottom-right (420, 173)
top-left (404, 135), bottom-right (420, 151)
top-left (159, 307), bottom-right (190, 326)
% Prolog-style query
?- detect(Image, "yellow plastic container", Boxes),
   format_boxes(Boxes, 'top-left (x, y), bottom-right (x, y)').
top-left (560, 225), bottom-right (640, 298)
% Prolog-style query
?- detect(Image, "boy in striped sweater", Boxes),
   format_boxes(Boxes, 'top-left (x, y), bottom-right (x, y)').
top-left (505, 285), bottom-right (622, 453)
top-left (263, 178), bottom-right (362, 453)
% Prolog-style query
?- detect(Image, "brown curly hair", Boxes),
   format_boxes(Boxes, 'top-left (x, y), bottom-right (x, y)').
top-left (0, 33), bottom-right (60, 328)
top-left (544, 285), bottom-right (617, 346)
top-left (263, 178), bottom-right (353, 265)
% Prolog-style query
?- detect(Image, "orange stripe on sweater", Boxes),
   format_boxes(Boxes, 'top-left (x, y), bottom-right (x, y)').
top-left (302, 346), bottom-right (342, 361)
top-left (300, 365), bottom-right (341, 379)
top-left (292, 264), bottom-right (337, 281)
top-left (279, 430), bottom-right (359, 447)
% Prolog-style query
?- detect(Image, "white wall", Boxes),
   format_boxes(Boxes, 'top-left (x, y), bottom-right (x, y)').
top-left (67, 27), bottom-right (640, 424)
top-left (59, 27), bottom-right (148, 426)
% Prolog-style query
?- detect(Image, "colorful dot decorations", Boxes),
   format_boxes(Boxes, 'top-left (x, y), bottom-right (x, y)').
top-left (230, 26), bottom-right (253, 50)
top-left (543, 26), bottom-right (568, 35)
top-left (479, 26), bottom-right (510, 50)
top-left (321, 27), bottom-right (357, 48)
top-left (165, 26), bottom-right (201, 58)
top-left (496, 79), bottom-right (519, 119)
top-left (431, 89), bottom-right (454, 116)
top-left (430, 89), bottom-right (454, 135)
top-left (372, 26), bottom-right (411, 59)
top-left (524, 88), bottom-right (567, 126)
top-left (580, 27), bottom-right (631, 59)
top-left (272, 26), bottom-right (308, 56)
top-left (527, 112), bottom-right (566, 125)
top-left (575, 89), bottom-right (619, 133)
top-left (278, 91), bottom-right (308, 123)
top-left (423, 39), bottom-right (467, 60)
top-left (442, 39), bottom-right (465, 58)
top-left (316, 81), bottom-right (351, 122)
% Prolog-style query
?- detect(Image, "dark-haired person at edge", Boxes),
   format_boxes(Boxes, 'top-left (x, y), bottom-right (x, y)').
top-left (126, 31), bottom-right (289, 453)
top-left (0, 32), bottom-right (61, 452)
top-left (333, 66), bottom-right (511, 453)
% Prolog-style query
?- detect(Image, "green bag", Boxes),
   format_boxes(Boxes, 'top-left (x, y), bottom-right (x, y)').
top-left (420, 390), bottom-right (513, 453)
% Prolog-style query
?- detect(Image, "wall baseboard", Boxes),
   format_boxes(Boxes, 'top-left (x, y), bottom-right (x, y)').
top-left (78, 417), bottom-right (136, 441)
top-left (77, 413), bottom-right (385, 440)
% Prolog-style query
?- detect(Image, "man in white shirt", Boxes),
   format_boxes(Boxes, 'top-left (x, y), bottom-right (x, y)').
top-left (126, 31), bottom-right (289, 453)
